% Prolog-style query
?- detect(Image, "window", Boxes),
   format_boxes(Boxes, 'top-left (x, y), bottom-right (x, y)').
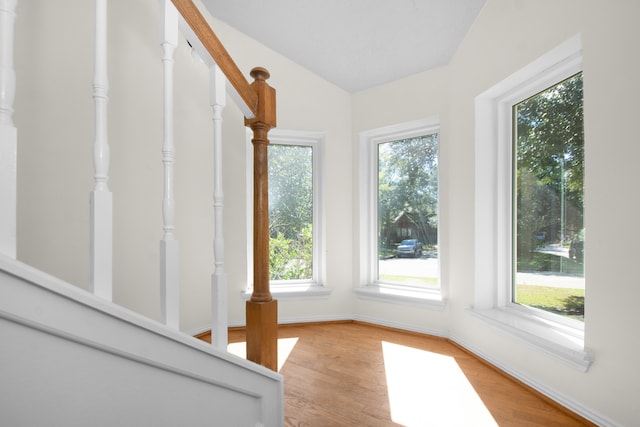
top-left (513, 73), bottom-right (584, 321)
top-left (244, 129), bottom-right (329, 300)
top-left (268, 144), bottom-right (313, 281)
top-left (473, 35), bottom-right (591, 371)
top-left (356, 118), bottom-right (444, 307)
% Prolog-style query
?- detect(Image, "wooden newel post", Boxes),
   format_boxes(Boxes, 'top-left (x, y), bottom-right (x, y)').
top-left (245, 67), bottom-right (278, 371)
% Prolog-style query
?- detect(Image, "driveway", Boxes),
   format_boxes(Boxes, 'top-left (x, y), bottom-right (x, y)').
top-left (516, 272), bottom-right (585, 289)
top-left (379, 256), bottom-right (584, 290)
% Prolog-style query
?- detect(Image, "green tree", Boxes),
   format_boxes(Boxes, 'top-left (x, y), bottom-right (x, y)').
top-left (269, 226), bottom-right (312, 280)
top-left (268, 144), bottom-right (313, 280)
top-left (378, 134), bottom-right (438, 251)
top-left (515, 72), bottom-right (584, 256)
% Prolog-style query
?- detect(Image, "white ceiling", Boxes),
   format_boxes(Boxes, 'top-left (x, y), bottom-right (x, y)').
top-left (201, 0), bottom-right (486, 92)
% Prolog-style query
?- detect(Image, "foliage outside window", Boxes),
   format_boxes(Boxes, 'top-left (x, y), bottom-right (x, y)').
top-left (268, 144), bottom-right (313, 281)
top-left (513, 73), bottom-right (584, 321)
top-left (246, 129), bottom-right (325, 298)
top-left (377, 134), bottom-right (439, 288)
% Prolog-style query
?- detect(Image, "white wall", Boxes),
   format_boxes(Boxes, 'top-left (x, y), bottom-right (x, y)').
top-left (15, 0), bottom-right (95, 289)
top-left (13, 0), bottom-right (640, 425)
top-left (353, 1), bottom-right (640, 425)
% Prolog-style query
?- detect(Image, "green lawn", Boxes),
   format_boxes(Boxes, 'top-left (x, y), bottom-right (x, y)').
top-left (515, 284), bottom-right (584, 321)
top-left (380, 271), bottom-right (584, 321)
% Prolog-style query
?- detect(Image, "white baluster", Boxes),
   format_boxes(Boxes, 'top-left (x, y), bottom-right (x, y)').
top-left (160, 0), bottom-right (179, 329)
top-left (0, 0), bottom-right (17, 258)
top-left (210, 64), bottom-right (227, 350)
top-left (90, 0), bottom-right (113, 300)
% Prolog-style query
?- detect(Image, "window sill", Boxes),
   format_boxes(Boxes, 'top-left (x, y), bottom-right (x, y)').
top-left (354, 284), bottom-right (446, 309)
top-left (466, 306), bottom-right (592, 372)
top-left (241, 284), bottom-right (332, 301)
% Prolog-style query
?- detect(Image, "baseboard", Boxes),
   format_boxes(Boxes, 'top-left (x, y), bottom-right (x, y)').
top-left (278, 313), bottom-right (354, 326)
top-left (187, 314), bottom-right (353, 337)
top-left (351, 314), bottom-right (449, 338)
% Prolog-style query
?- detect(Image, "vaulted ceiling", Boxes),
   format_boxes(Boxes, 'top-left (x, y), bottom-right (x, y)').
top-left (202, 0), bottom-right (486, 92)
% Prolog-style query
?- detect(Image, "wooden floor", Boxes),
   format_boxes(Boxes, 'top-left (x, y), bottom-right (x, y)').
top-left (200, 322), bottom-right (594, 426)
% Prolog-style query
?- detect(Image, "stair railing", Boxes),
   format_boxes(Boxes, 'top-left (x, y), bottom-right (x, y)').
top-left (0, 0), bottom-right (278, 371)
top-left (170, 0), bottom-right (278, 369)
top-left (172, 8), bottom-right (231, 350)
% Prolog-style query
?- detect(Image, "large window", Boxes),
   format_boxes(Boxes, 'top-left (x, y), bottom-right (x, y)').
top-left (513, 73), bottom-right (584, 321)
top-left (357, 118), bottom-right (443, 307)
top-left (245, 129), bottom-right (327, 299)
top-left (473, 35), bottom-right (590, 371)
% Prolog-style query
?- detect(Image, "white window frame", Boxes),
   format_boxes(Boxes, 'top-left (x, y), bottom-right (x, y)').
top-left (355, 117), bottom-right (445, 308)
top-left (471, 34), bottom-right (591, 371)
top-left (243, 128), bottom-right (330, 300)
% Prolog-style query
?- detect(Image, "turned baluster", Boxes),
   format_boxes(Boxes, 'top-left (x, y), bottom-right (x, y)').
top-left (160, 0), bottom-right (180, 329)
top-left (89, 0), bottom-right (113, 300)
top-left (210, 64), bottom-right (228, 350)
top-left (0, 0), bottom-right (17, 258)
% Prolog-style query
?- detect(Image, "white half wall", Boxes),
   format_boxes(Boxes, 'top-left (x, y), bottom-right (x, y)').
top-left (0, 254), bottom-right (283, 427)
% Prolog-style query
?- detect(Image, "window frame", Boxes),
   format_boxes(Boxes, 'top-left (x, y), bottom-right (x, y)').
top-left (243, 128), bottom-right (329, 301)
top-left (472, 34), bottom-right (591, 371)
top-left (355, 117), bottom-right (445, 308)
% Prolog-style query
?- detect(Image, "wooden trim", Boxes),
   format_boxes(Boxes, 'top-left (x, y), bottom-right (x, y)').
top-left (170, 0), bottom-right (257, 115)
top-left (193, 330), bottom-right (212, 340)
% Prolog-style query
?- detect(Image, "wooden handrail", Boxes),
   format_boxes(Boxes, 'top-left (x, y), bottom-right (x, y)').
top-left (171, 0), bottom-right (258, 116)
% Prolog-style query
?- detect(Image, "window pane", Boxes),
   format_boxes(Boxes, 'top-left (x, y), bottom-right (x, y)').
top-left (377, 135), bottom-right (439, 288)
top-left (268, 144), bottom-right (313, 281)
top-left (513, 73), bottom-right (584, 321)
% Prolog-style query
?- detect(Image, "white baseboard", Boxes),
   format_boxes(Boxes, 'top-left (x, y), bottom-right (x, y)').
top-left (187, 314), bottom-right (353, 336)
top-left (351, 314), bottom-right (449, 338)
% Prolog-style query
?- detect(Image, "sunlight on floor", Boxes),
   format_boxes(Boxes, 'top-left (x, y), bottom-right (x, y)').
top-left (382, 341), bottom-right (498, 427)
top-left (227, 337), bottom-right (299, 372)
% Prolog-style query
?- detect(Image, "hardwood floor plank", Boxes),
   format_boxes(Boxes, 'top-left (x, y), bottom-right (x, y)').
top-left (200, 322), bottom-right (594, 426)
